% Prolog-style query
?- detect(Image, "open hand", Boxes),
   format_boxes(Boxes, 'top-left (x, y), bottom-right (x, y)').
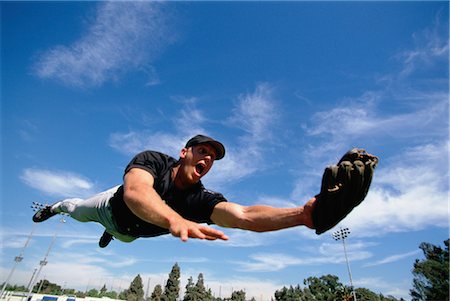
top-left (168, 216), bottom-right (229, 242)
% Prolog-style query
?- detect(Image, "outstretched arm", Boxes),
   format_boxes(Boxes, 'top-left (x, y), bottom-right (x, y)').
top-left (210, 199), bottom-right (316, 232)
top-left (123, 168), bottom-right (228, 242)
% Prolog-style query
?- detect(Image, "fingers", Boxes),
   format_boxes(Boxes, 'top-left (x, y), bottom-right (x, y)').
top-left (180, 228), bottom-right (189, 242)
top-left (198, 226), bottom-right (229, 240)
top-left (171, 221), bottom-right (229, 242)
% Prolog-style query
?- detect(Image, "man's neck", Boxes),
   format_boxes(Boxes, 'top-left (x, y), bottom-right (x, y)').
top-left (172, 164), bottom-right (199, 191)
top-left (171, 165), bottom-right (187, 190)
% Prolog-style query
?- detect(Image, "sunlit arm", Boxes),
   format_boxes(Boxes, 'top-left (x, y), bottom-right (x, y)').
top-left (210, 200), bottom-right (315, 232)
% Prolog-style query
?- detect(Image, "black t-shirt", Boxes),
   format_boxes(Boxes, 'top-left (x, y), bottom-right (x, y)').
top-left (109, 151), bottom-right (227, 237)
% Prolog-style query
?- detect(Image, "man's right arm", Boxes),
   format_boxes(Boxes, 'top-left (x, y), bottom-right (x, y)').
top-left (123, 168), bottom-right (228, 242)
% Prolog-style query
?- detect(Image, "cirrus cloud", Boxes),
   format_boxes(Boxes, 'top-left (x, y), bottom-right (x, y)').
top-left (33, 2), bottom-right (177, 88)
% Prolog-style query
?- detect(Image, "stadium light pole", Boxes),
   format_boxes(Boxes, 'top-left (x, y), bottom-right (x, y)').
top-left (332, 227), bottom-right (357, 301)
top-left (25, 215), bottom-right (66, 300)
top-left (0, 224), bottom-right (37, 298)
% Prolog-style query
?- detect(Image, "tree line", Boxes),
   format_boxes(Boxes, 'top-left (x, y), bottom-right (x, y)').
top-left (3, 239), bottom-right (448, 301)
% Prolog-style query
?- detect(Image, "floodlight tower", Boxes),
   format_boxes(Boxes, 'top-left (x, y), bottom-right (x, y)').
top-left (332, 227), bottom-right (357, 301)
top-left (0, 224), bottom-right (37, 298)
top-left (26, 215), bottom-right (66, 300)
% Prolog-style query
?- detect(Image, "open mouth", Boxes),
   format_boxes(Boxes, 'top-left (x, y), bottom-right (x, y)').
top-left (195, 163), bottom-right (205, 176)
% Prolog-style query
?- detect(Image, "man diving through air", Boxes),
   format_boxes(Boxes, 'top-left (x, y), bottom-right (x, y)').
top-left (33, 134), bottom-right (378, 248)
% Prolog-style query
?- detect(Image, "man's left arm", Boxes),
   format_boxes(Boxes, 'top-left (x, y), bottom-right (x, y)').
top-left (210, 200), bottom-right (315, 232)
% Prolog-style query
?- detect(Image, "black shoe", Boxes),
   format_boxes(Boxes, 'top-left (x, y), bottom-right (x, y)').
top-left (99, 231), bottom-right (114, 248)
top-left (32, 206), bottom-right (58, 222)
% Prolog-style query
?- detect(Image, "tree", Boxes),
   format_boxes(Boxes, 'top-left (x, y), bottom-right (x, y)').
top-left (229, 290), bottom-right (246, 301)
top-left (195, 273), bottom-right (213, 301)
top-left (75, 291), bottom-right (86, 298)
top-left (183, 273), bottom-right (213, 301)
top-left (410, 239), bottom-right (449, 301)
top-left (304, 275), bottom-right (344, 300)
top-left (87, 288), bottom-right (100, 297)
top-left (105, 290), bottom-right (119, 299)
top-left (354, 288), bottom-right (379, 300)
top-left (183, 276), bottom-right (196, 301)
top-left (151, 284), bottom-right (163, 301)
top-left (100, 284), bottom-right (108, 296)
top-left (274, 285), bottom-right (303, 300)
top-left (163, 263), bottom-right (181, 301)
top-left (123, 274), bottom-right (145, 301)
top-left (33, 279), bottom-right (62, 295)
top-left (3, 284), bottom-right (27, 292)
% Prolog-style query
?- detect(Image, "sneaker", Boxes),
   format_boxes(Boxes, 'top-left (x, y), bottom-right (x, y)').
top-left (99, 231), bottom-right (114, 248)
top-left (32, 206), bottom-right (58, 222)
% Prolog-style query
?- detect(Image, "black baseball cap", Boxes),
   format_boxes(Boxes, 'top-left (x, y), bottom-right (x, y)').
top-left (185, 134), bottom-right (225, 160)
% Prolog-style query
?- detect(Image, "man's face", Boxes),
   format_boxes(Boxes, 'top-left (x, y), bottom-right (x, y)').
top-left (179, 143), bottom-right (217, 184)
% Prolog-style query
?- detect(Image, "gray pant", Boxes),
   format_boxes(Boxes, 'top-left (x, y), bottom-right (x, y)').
top-left (53, 185), bottom-right (137, 243)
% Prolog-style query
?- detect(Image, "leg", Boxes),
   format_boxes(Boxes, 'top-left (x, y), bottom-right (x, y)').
top-left (53, 185), bottom-right (119, 223)
top-left (36, 186), bottom-right (137, 243)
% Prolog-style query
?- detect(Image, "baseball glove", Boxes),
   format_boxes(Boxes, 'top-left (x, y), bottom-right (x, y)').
top-left (312, 148), bottom-right (379, 235)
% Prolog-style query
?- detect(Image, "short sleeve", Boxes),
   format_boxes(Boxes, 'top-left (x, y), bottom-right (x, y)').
top-left (124, 151), bottom-right (172, 180)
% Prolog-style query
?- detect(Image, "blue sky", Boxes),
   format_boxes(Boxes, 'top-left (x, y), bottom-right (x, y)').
top-left (1, 1), bottom-right (448, 300)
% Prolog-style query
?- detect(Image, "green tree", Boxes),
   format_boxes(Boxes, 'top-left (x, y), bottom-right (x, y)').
top-left (355, 288), bottom-right (379, 301)
top-left (100, 284), bottom-right (108, 296)
top-left (105, 290), bottom-right (119, 299)
top-left (195, 273), bottom-right (214, 301)
top-left (183, 273), bottom-right (213, 301)
top-left (195, 273), bottom-right (206, 299)
top-left (63, 288), bottom-right (76, 296)
top-left (87, 288), bottom-right (100, 297)
top-left (183, 276), bottom-right (196, 301)
top-left (355, 288), bottom-right (402, 301)
top-left (163, 263), bottom-right (181, 301)
top-left (229, 290), bottom-right (246, 301)
top-left (75, 291), bottom-right (86, 298)
top-left (151, 284), bottom-right (163, 301)
top-left (123, 274), bottom-right (145, 301)
top-left (33, 279), bottom-right (62, 295)
top-left (274, 285), bottom-right (303, 300)
top-left (304, 275), bottom-right (344, 300)
top-left (3, 284), bottom-right (27, 292)
top-left (410, 239), bottom-right (449, 301)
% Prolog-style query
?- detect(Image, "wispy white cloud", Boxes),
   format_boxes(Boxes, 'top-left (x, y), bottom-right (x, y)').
top-left (0, 236), bottom-right (30, 249)
top-left (303, 90), bottom-right (447, 159)
top-left (33, 2), bottom-right (176, 88)
top-left (21, 168), bottom-right (96, 198)
top-left (398, 10), bottom-right (448, 77)
top-left (229, 82), bottom-right (279, 144)
top-left (109, 131), bottom-right (186, 159)
top-left (233, 241), bottom-right (373, 272)
top-left (109, 82), bottom-right (281, 186)
top-left (355, 277), bottom-right (411, 300)
top-left (210, 229), bottom-right (277, 248)
top-left (18, 120), bottom-right (39, 142)
top-left (1, 248), bottom-right (136, 290)
top-left (207, 83), bottom-right (280, 184)
top-left (364, 250), bottom-right (421, 267)
top-left (61, 238), bottom-right (98, 248)
top-left (302, 14), bottom-right (448, 164)
top-left (109, 97), bottom-right (214, 157)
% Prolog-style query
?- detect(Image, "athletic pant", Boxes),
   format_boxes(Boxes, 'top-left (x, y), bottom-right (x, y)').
top-left (52, 185), bottom-right (137, 243)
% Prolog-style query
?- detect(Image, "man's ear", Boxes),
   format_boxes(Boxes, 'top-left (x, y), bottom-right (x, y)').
top-left (180, 147), bottom-right (188, 159)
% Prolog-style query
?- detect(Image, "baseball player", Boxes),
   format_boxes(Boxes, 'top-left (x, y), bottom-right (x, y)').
top-left (33, 134), bottom-right (377, 247)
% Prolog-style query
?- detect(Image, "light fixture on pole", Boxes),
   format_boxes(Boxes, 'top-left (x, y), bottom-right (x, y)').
top-left (26, 214), bottom-right (67, 300)
top-left (0, 224), bottom-right (37, 298)
top-left (332, 227), bottom-right (357, 301)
